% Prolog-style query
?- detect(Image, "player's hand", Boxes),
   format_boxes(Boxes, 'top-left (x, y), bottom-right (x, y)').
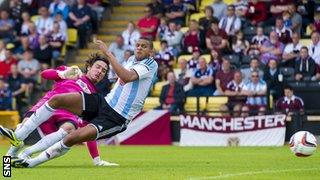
top-left (95, 40), bottom-right (114, 59)
top-left (93, 159), bottom-right (119, 166)
top-left (57, 66), bottom-right (83, 80)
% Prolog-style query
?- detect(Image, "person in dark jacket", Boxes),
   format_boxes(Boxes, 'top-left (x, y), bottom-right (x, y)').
top-left (159, 71), bottom-right (185, 114)
top-left (294, 46), bottom-right (316, 81)
top-left (263, 58), bottom-right (282, 100)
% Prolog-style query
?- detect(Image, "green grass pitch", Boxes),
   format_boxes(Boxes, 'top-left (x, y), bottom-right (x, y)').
top-left (1, 145), bottom-right (320, 179)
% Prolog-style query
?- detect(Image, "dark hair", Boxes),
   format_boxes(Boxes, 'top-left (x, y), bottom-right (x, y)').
top-left (160, 40), bottom-right (168, 45)
top-left (283, 85), bottom-right (293, 91)
top-left (300, 46), bottom-right (308, 52)
top-left (204, 6), bottom-right (213, 13)
top-left (84, 53), bottom-right (109, 73)
top-left (139, 37), bottom-right (153, 49)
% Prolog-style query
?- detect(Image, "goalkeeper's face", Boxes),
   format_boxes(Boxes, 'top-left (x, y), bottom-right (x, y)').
top-left (86, 60), bottom-right (108, 84)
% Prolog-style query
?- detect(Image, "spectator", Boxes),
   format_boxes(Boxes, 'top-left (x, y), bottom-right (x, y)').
top-left (0, 40), bottom-right (6, 62)
top-left (0, 78), bottom-right (12, 110)
top-left (33, 35), bottom-right (53, 69)
top-left (211, 0), bottom-right (227, 20)
top-left (137, 5), bottom-right (159, 40)
top-left (260, 31), bottom-right (285, 65)
top-left (187, 47), bottom-right (200, 71)
top-left (263, 59), bottom-right (282, 100)
top-left (214, 57), bottom-right (234, 96)
top-left (206, 20), bottom-right (228, 56)
top-left (221, 70), bottom-right (245, 117)
top-left (155, 40), bottom-right (174, 80)
top-left (294, 46), bottom-right (316, 81)
top-left (122, 21), bottom-right (140, 51)
top-left (48, 22), bottom-right (66, 61)
top-left (310, 12), bottom-right (320, 33)
top-left (274, 17), bottom-right (292, 44)
top-left (208, 49), bottom-right (221, 72)
top-left (87, 0), bottom-right (104, 22)
top-left (147, 0), bottom-right (165, 18)
top-left (308, 31), bottom-right (320, 66)
top-left (265, 0), bottom-right (293, 27)
top-left (159, 71), bottom-right (185, 114)
top-left (189, 57), bottom-right (214, 96)
top-left (246, 0), bottom-right (267, 26)
top-left (108, 35), bottom-right (128, 80)
top-left (241, 70), bottom-right (267, 115)
top-left (218, 5), bottom-right (241, 36)
top-left (68, 0), bottom-right (91, 48)
top-left (122, 49), bottom-right (133, 66)
top-left (54, 12), bottom-right (68, 40)
top-left (233, 0), bottom-right (248, 18)
top-left (282, 10), bottom-right (292, 29)
top-left (182, 20), bottom-right (201, 54)
top-left (10, 0), bottom-right (29, 32)
top-left (199, 6), bottom-right (218, 33)
top-left (231, 31), bottom-right (250, 57)
top-left (276, 85), bottom-right (304, 115)
top-left (17, 49), bottom-right (40, 83)
top-left (19, 11), bottom-right (32, 36)
top-left (165, 0), bottom-right (187, 27)
top-left (288, 3), bottom-right (302, 34)
top-left (0, 10), bottom-right (15, 41)
top-left (35, 6), bottom-right (54, 36)
top-left (249, 26), bottom-right (268, 56)
top-left (49, 0), bottom-right (69, 20)
top-left (241, 57), bottom-right (264, 83)
top-left (0, 46), bottom-right (18, 78)
top-left (26, 22), bottom-right (40, 50)
top-left (162, 21), bottom-right (183, 56)
top-left (296, 0), bottom-right (314, 33)
top-left (176, 58), bottom-right (193, 92)
top-left (6, 64), bottom-right (27, 114)
top-left (157, 17), bottom-right (168, 40)
top-left (282, 32), bottom-right (302, 68)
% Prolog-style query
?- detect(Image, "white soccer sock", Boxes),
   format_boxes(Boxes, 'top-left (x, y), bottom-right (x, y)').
top-left (15, 102), bottom-right (55, 141)
top-left (27, 140), bottom-right (70, 168)
top-left (19, 128), bottom-right (68, 159)
top-left (6, 124), bottom-right (24, 157)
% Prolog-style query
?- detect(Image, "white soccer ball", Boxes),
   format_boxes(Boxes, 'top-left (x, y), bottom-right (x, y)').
top-left (289, 131), bottom-right (317, 157)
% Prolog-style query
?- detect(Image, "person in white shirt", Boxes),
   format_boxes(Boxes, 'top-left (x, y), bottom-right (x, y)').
top-left (122, 21), bottom-right (140, 51)
top-left (308, 31), bottom-right (320, 66)
top-left (282, 32), bottom-right (302, 67)
top-left (162, 21), bottom-right (183, 56)
top-left (35, 6), bottom-right (54, 36)
top-left (218, 5), bottom-right (241, 36)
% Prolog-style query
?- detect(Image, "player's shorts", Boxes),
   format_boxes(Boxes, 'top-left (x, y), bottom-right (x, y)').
top-left (80, 92), bottom-right (128, 140)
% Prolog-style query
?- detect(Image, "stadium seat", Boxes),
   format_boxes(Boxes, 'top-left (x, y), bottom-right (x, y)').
top-left (190, 13), bottom-right (205, 22)
top-left (180, 27), bottom-right (189, 34)
top-left (199, 0), bottom-right (212, 10)
top-left (243, 26), bottom-right (256, 41)
top-left (31, 15), bottom-right (40, 23)
top-left (206, 96), bottom-right (229, 116)
top-left (66, 28), bottom-right (78, 47)
top-left (224, 0), bottom-right (234, 5)
top-left (306, 25), bottom-right (312, 37)
top-left (184, 97), bottom-right (207, 113)
top-left (143, 97), bottom-right (160, 111)
top-left (300, 39), bottom-right (311, 47)
top-left (279, 67), bottom-right (295, 81)
top-left (200, 54), bottom-right (211, 64)
top-left (224, 54), bottom-right (240, 68)
top-left (151, 81), bottom-right (168, 96)
top-left (289, 81), bottom-right (307, 88)
top-left (153, 41), bottom-right (161, 52)
top-left (241, 55), bottom-right (255, 65)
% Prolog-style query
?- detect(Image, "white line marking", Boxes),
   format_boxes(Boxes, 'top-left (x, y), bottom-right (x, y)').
top-left (188, 168), bottom-right (320, 180)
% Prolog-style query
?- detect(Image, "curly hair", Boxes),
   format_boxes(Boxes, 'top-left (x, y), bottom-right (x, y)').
top-left (83, 53), bottom-right (109, 74)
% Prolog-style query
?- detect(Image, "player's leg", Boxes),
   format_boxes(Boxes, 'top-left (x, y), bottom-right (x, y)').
top-left (8, 93), bottom-right (83, 146)
top-left (16, 125), bottom-right (97, 168)
top-left (18, 122), bottom-right (76, 159)
top-left (86, 140), bottom-right (119, 166)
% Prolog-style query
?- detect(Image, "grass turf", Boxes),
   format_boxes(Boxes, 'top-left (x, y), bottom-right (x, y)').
top-left (1, 145), bottom-right (319, 179)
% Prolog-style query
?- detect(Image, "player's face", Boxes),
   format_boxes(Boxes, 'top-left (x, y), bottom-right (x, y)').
top-left (87, 60), bottom-right (108, 84)
top-left (135, 39), bottom-right (152, 61)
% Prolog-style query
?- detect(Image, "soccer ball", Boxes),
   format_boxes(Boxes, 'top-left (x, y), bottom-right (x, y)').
top-left (289, 131), bottom-right (317, 157)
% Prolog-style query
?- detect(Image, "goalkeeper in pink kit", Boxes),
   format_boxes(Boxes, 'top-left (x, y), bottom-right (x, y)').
top-left (1, 54), bottom-right (118, 166)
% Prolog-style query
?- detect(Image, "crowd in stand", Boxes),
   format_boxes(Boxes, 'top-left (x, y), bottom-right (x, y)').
top-left (0, 0), bottom-right (317, 118)
top-left (125, 0), bottom-right (317, 116)
top-left (0, 0), bottom-right (106, 116)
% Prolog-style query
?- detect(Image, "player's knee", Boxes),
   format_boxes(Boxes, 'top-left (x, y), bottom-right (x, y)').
top-left (60, 123), bottom-right (76, 134)
top-left (48, 95), bottom-right (63, 108)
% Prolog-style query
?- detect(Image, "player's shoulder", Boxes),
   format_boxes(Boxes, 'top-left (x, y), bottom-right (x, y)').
top-left (141, 57), bottom-right (158, 69)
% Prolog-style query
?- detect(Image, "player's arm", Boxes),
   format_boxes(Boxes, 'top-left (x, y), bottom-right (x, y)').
top-left (41, 66), bottom-right (82, 81)
top-left (96, 40), bottom-right (138, 83)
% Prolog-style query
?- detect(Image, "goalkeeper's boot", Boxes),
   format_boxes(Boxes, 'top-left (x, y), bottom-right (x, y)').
top-left (0, 126), bottom-right (23, 147)
top-left (11, 158), bottom-right (29, 168)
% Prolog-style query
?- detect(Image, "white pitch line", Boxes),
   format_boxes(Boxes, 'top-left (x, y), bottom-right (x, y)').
top-left (188, 168), bottom-right (320, 180)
